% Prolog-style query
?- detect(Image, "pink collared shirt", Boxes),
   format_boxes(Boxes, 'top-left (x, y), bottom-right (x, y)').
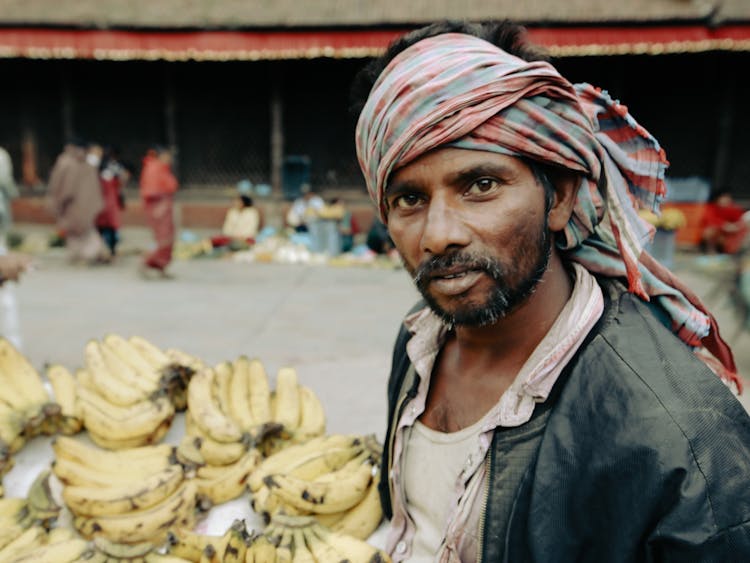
top-left (386, 263), bottom-right (605, 562)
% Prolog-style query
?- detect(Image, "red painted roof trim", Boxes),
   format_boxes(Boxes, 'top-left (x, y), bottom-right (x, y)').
top-left (0, 25), bottom-right (748, 61)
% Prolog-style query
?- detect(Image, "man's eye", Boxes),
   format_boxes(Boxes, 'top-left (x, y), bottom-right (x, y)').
top-left (392, 194), bottom-right (422, 209)
top-left (466, 178), bottom-right (499, 195)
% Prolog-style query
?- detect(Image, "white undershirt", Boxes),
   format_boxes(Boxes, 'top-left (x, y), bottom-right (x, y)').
top-left (402, 415), bottom-right (487, 562)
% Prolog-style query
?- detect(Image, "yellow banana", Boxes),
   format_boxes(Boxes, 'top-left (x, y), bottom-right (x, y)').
top-left (128, 335), bottom-right (172, 369)
top-left (294, 386), bottom-right (326, 442)
top-left (93, 535), bottom-right (155, 558)
top-left (73, 480), bottom-right (198, 544)
top-left (184, 413), bottom-right (246, 466)
top-left (53, 452), bottom-right (173, 488)
top-left (187, 369), bottom-right (243, 444)
top-left (290, 528), bottom-right (316, 563)
top-left (99, 341), bottom-right (158, 394)
top-left (195, 450), bottom-right (261, 504)
top-left (247, 359), bottom-right (271, 426)
top-left (84, 340), bottom-right (149, 406)
top-left (0, 497), bottom-right (29, 527)
top-left (330, 470), bottom-right (383, 540)
top-left (228, 356), bottom-right (256, 431)
top-left (165, 347), bottom-right (207, 372)
top-left (248, 435), bottom-right (362, 492)
top-left (220, 519), bottom-right (251, 563)
top-left (286, 445), bottom-right (363, 481)
top-left (87, 417), bottom-right (172, 450)
top-left (52, 436), bottom-right (174, 471)
top-left (47, 364), bottom-right (83, 435)
top-left (77, 386), bottom-right (174, 441)
top-left (102, 333), bottom-right (162, 385)
top-left (0, 525), bottom-right (47, 561)
top-left (46, 526), bottom-right (78, 543)
top-left (26, 469), bottom-right (60, 523)
top-left (273, 528), bottom-right (294, 563)
top-left (0, 338), bottom-right (50, 408)
top-left (302, 524), bottom-right (349, 563)
top-left (6, 537), bottom-right (90, 562)
top-left (199, 544), bottom-right (220, 563)
top-left (166, 528), bottom-right (222, 561)
top-left (246, 535), bottom-right (276, 563)
top-left (146, 552), bottom-right (196, 563)
top-left (63, 464), bottom-right (185, 517)
top-left (264, 454), bottom-right (374, 514)
top-left (272, 368), bottom-right (300, 431)
top-left (0, 403), bottom-right (26, 449)
top-left (311, 524), bottom-right (391, 563)
top-left (213, 362), bottom-right (235, 420)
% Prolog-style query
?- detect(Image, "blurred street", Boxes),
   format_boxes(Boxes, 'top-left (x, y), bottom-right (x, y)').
top-left (8, 223), bottom-right (750, 442)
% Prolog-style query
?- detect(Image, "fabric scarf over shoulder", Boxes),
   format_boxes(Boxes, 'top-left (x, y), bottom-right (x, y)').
top-left (355, 33), bottom-right (740, 391)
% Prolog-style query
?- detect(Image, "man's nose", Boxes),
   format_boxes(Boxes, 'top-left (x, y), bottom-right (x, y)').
top-left (420, 196), bottom-right (470, 255)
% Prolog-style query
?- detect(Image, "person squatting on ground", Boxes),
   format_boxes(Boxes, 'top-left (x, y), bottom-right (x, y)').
top-left (352, 21), bottom-right (750, 562)
top-left (139, 146), bottom-right (178, 278)
top-left (48, 140), bottom-right (110, 264)
top-left (700, 188), bottom-right (749, 255)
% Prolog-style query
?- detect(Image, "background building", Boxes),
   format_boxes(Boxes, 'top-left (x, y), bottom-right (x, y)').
top-left (0, 0), bottom-right (748, 228)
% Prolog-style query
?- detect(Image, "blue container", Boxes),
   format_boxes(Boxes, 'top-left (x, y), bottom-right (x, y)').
top-left (282, 155), bottom-right (311, 201)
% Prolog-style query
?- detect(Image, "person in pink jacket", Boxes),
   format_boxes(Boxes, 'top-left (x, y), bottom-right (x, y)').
top-left (139, 146), bottom-right (178, 277)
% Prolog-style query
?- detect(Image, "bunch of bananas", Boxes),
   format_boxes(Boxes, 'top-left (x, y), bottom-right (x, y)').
top-left (0, 471), bottom-right (60, 550)
top-left (51, 436), bottom-right (200, 545)
top-left (0, 524), bottom-right (90, 563)
top-left (73, 335), bottom-right (186, 449)
top-left (249, 434), bottom-right (384, 540)
top-left (183, 359), bottom-right (325, 467)
top-left (258, 513), bottom-right (391, 563)
top-left (167, 519), bottom-right (254, 562)
top-left (0, 338), bottom-right (60, 469)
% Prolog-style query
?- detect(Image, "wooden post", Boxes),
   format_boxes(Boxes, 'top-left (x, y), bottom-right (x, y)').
top-left (269, 67), bottom-right (284, 197)
top-left (711, 75), bottom-right (734, 191)
top-left (60, 64), bottom-right (74, 142)
top-left (164, 64), bottom-right (179, 176)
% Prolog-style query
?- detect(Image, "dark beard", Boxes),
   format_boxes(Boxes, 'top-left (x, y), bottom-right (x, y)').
top-left (413, 228), bottom-right (552, 327)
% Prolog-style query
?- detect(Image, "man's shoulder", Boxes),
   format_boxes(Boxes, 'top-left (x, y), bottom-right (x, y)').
top-left (560, 277), bottom-right (749, 445)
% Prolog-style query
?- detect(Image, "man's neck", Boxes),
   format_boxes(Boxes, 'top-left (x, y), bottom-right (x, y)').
top-left (451, 253), bottom-right (574, 371)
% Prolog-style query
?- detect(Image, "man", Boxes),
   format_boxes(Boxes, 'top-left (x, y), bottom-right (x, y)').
top-left (353, 21), bottom-right (750, 562)
top-left (139, 146), bottom-right (178, 278)
top-left (48, 140), bottom-right (108, 264)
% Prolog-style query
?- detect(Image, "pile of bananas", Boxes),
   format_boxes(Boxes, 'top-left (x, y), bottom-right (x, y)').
top-left (259, 513), bottom-right (390, 563)
top-left (177, 359), bottom-right (327, 505)
top-left (0, 337), bottom-right (61, 486)
top-left (52, 436), bottom-right (199, 545)
top-left (73, 336), bottom-right (177, 449)
top-left (249, 434), bottom-right (384, 540)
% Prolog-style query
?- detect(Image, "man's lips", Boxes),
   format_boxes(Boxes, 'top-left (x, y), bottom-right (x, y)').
top-left (427, 268), bottom-right (485, 295)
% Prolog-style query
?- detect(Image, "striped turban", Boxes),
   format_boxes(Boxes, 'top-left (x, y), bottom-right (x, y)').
top-left (355, 33), bottom-right (739, 389)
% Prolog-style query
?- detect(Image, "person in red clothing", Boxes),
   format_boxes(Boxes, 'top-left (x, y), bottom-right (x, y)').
top-left (139, 146), bottom-right (178, 277)
top-left (700, 188), bottom-right (749, 254)
top-left (95, 147), bottom-right (130, 257)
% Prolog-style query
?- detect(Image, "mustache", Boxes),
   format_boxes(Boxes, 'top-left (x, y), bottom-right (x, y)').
top-left (413, 252), bottom-right (503, 287)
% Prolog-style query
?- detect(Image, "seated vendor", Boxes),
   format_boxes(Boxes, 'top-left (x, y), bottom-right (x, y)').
top-left (700, 188), bottom-right (749, 254)
top-left (211, 194), bottom-right (260, 250)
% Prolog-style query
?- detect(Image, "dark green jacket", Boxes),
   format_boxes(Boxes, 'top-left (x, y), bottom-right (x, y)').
top-left (380, 278), bottom-right (750, 562)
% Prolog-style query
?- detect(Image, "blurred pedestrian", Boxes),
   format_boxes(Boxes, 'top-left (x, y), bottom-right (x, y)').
top-left (0, 146), bottom-right (27, 348)
top-left (48, 140), bottom-right (108, 265)
top-left (139, 146), bottom-right (178, 278)
top-left (96, 146), bottom-right (130, 257)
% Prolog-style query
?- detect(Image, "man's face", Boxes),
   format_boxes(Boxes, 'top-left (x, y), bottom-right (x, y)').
top-left (385, 148), bottom-right (553, 326)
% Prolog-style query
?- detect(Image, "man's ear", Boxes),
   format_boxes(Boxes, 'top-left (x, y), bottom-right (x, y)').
top-left (547, 170), bottom-right (580, 232)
